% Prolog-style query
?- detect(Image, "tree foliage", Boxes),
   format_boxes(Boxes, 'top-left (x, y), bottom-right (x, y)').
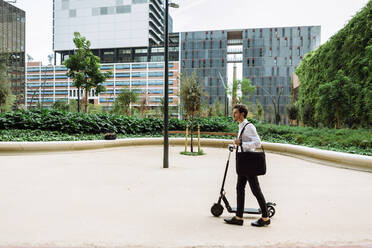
top-left (180, 72), bottom-right (206, 152)
top-left (295, 1), bottom-right (372, 128)
top-left (0, 55), bottom-right (13, 112)
top-left (111, 89), bottom-right (139, 116)
top-left (64, 32), bottom-right (112, 113)
top-left (227, 78), bottom-right (255, 106)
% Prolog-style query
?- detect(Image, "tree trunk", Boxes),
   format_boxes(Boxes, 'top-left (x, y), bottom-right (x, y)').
top-left (77, 87), bottom-right (81, 113)
top-left (335, 107), bottom-right (341, 129)
top-left (126, 104), bottom-right (130, 116)
top-left (190, 114), bottom-right (194, 153)
top-left (84, 87), bottom-right (89, 113)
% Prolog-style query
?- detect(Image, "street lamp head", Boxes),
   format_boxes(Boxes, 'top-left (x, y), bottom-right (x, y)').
top-left (169, 2), bottom-right (179, 8)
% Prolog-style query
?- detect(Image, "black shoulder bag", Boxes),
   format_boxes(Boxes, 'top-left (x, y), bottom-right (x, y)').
top-left (235, 123), bottom-right (267, 176)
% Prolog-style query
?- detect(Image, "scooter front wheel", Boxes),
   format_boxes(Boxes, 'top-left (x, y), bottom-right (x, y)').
top-left (211, 203), bottom-right (224, 217)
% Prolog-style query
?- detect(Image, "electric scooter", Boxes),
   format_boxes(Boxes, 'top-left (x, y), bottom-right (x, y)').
top-left (211, 144), bottom-right (276, 217)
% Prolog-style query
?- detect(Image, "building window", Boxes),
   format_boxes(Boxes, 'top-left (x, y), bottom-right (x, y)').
top-left (135, 48), bottom-right (147, 54)
top-left (252, 58), bottom-right (255, 67)
top-left (151, 47), bottom-right (164, 53)
top-left (62, 0), bottom-right (69, 10)
top-left (108, 6), bottom-right (116, 14)
top-left (100, 7), bottom-right (108, 15)
top-left (116, 5), bottom-right (131, 14)
top-left (282, 28), bottom-right (285, 37)
top-left (259, 48), bottom-right (263, 57)
top-left (92, 8), bottom-right (99, 16)
top-left (69, 9), bottom-right (76, 18)
top-left (247, 39), bottom-right (250, 48)
top-left (103, 51), bottom-right (114, 63)
top-left (119, 49), bottom-right (131, 54)
top-left (134, 56), bottom-right (147, 62)
top-left (247, 58), bottom-right (250, 66)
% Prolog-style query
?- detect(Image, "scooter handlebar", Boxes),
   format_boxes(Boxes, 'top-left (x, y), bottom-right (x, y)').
top-left (228, 144), bottom-right (235, 152)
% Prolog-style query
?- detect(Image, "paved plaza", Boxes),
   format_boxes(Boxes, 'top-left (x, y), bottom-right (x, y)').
top-left (0, 145), bottom-right (371, 248)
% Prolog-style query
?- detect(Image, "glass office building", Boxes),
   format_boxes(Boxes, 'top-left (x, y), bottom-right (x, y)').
top-left (180, 26), bottom-right (321, 123)
top-left (0, 0), bottom-right (25, 106)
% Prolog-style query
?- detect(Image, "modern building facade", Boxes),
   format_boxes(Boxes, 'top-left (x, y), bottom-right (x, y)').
top-left (53, 0), bottom-right (177, 64)
top-left (26, 61), bottom-right (180, 115)
top-left (180, 26), bottom-right (321, 123)
top-left (0, 0), bottom-right (25, 105)
top-left (48, 0), bottom-right (321, 123)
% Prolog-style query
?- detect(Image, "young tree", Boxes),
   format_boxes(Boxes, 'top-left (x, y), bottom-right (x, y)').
top-left (138, 95), bottom-right (149, 117)
top-left (64, 32), bottom-right (112, 113)
top-left (227, 78), bottom-right (255, 107)
top-left (286, 102), bottom-right (299, 125)
top-left (240, 78), bottom-right (256, 105)
top-left (112, 88), bottom-right (139, 115)
top-left (256, 100), bottom-right (264, 121)
top-left (180, 72), bottom-right (205, 152)
top-left (0, 55), bottom-right (13, 112)
top-left (0, 57), bottom-right (9, 110)
top-left (52, 101), bottom-right (69, 111)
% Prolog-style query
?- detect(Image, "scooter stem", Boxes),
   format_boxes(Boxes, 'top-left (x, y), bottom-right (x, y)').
top-left (219, 150), bottom-right (232, 195)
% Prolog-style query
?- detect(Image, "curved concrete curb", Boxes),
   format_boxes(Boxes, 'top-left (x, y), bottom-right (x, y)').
top-left (0, 138), bottom-right (371, 171)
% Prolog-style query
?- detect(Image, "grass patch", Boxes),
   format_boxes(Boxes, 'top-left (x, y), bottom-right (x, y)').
top-left (180, 149), bottom-right (206, 156)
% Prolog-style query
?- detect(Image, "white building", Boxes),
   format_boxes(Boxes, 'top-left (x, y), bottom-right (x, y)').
top-left (53, 0), bottom-right (169, 63)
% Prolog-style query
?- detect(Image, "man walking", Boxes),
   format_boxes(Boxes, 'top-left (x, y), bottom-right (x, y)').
top-left (224, 104), bottom-right (271, 227)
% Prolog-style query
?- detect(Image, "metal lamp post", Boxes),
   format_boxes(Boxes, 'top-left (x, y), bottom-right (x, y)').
top-left (163, 0), bottom-right (179, 169)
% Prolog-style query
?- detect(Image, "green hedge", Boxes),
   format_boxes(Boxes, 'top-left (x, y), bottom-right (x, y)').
top-left (0, 109), bottom-right (235, 134)
top-left (0, 110), bottom-right (370, 155)
top-left (256, 124), bottom-right (372, 155)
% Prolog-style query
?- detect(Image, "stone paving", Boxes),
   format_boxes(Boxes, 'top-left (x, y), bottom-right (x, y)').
top-left (0, 145), bottom-right (371, 248)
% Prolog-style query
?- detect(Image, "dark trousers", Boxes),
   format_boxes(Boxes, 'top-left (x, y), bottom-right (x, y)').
top-left (236, 174), bottom-right (268, 218)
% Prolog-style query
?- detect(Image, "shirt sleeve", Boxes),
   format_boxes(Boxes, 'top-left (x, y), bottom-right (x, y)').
top-left (241, 124), bottom-right (262, 152)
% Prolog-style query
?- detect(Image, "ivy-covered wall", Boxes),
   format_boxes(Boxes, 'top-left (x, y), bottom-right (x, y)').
top-left (295, 1), bottom-right (372, 128)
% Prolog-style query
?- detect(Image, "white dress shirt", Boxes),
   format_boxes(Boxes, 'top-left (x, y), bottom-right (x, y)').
top-left (237, 119), bottom-right (262, 152)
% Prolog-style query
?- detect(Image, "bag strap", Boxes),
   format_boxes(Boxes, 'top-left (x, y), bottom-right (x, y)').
top-left (238, 122), bottom-right (265, 153)
top-left (238, 122), bottom-right (250, 152)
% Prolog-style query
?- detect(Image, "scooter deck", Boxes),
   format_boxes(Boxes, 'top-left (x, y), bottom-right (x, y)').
top-left (230, 207), bottom-right (261, 214)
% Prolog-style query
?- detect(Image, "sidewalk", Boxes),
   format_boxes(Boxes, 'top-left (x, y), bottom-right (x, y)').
top-left (0, 146), bottom-right (371, 248)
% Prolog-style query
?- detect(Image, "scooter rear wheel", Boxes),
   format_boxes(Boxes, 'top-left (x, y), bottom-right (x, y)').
top-left (211, 203), bottom-right (224, 217)
top-left (267, 205), bottom-right (276, 218)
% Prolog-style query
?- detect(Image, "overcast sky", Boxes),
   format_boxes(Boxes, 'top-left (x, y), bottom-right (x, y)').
top-left (12, 0), bottom-right (369, 64)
